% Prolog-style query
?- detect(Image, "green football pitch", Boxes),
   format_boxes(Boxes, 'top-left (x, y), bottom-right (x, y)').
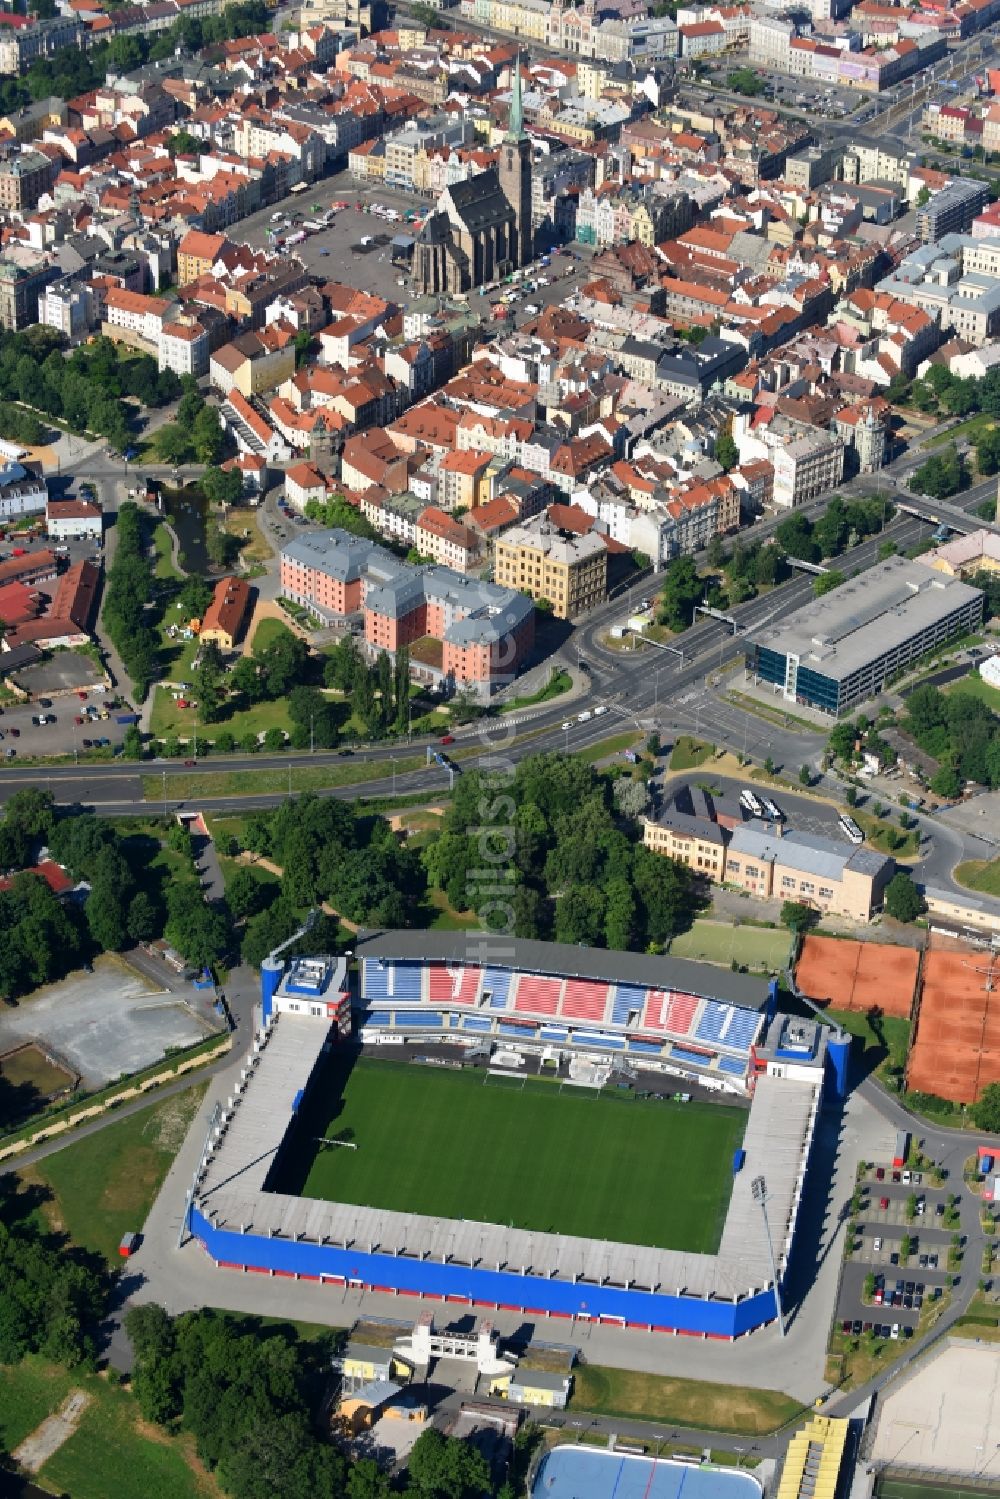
top-left (284, 1056), bottom-right (746, 1253)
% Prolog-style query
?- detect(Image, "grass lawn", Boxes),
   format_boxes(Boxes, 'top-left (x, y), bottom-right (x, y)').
top-left (0, 1045), bottom-right (75, 1127)
top-left (670, 920), bottom-right (790, 972)
top-left (948, 675), bottom-right (1000, 713)
top-left (149, 686), bottom-right (294, 743)
top-left (569, 1363), bottom-right (802, 1435)
top-left (0, 1358), bottom-right (218, 1499)
top-left (249, 615), bottom-right (290, 654)
top-left (156, 606), bottom-right (201, 684)
top-left (222, 506), bottom-right (272, 565)
top-left (152, 523), bottom-right (182, 582)
top-left (954, 858), bottom-right (1000, 896)
top-left (289, 1056), bottom-right (745, 1253)
top-left (669, 736), bottom-right (714, 771)
top-left (424, 885), bottom-right (480, 930)
top-left (143, 755), bottom-right (424, 802)
top-left (501, 669), bottom-right (572, 713)
top-left (824, 1007), bottom-right (910, 1081)
top-left (853, 810), bottom-right (920, 860)
top-left (928, 414), bottom-right (996, 448)
top-left (24, 1085), bottom-right (208, 1264)
top-left (578, 731), bottom-right (644, 764)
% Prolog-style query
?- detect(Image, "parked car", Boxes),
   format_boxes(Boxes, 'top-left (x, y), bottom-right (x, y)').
top-left (183, 758), bottom-right (196, 767)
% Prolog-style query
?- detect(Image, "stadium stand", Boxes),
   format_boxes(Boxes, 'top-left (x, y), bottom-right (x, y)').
top-left (696, 1000), bottom-right (733, 1046)
top-left (611, 983), bottom-right (646, 1026)
top-left (561, 979), bottom-right (610, 1022)
top-left (429, 965), bottom-right (481, 1005)
top-left (357, 942), bottom-right (764, 1090)
top-left (515, 975), bottom-right (562, 1015)
top-left (482, 968), bottom-right (513, 1011)
top-left (666, 991), bottom-right (700, 1035)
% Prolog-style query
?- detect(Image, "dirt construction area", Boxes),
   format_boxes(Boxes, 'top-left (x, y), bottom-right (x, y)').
top-left (871, 1344), bottom-right (1000, 1474)
top-left (908, 939), bottom-right (1000, 1103)
top-left (0, 956), bottom-right (216, 1090)
top-left (795, 936), bottom-right (918, 1018)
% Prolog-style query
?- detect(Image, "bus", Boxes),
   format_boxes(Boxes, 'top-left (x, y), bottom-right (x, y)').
top-left (290, 182), bottom-right (308, 194)
top-left (838, 814), bottom-right (865, 846)
top-left (761, 795), bottom-right (783, 821)
top-left (740, 789), bottom-right (764, 818)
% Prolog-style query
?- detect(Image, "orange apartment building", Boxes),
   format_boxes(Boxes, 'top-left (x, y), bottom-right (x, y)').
top-left (280, 528), bottom-right (534, 694)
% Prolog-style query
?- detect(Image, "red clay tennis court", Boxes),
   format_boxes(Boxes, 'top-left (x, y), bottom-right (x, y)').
top-left (795, 936), bottom-right (918, 1019)
top-left (908, 944), bottom-right (1000, 1104)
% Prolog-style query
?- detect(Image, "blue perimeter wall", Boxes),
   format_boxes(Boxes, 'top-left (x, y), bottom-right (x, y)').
top-left (189, 1207), bottom-right (777, 1337)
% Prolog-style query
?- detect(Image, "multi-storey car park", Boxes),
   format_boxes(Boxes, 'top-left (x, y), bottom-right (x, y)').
top-left (185, 936), bottom-right (848, 1340)
top-left (744, 556), bottom-right (984, 717)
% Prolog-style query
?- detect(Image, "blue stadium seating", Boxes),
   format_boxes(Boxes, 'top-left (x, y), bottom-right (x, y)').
top-left (500, 1022), bottom-right (535, 1036)
top-left (399, 1011), bottom-right (443, 1027)
top-left (694, 1000), bottom-right (731, 1045)
top-left (387, 963), bottom-right (423, 1001)
top-left (723, 1009), bottom-right (761, 1052)
top-left (627, 1039), bottom-right (663, 1055)
top-left (462, 1017), bottom-right (492, 1032)
top-left (540, 1027), bottom-right (568, 1041)
top-left (482, 968), bottom-right (512, 1011)
top-left (363, 960), bottom-right (390, 1000)
top-left (718, 1055), bottom-right (748, 1076)
top-left (364, 1010), bottom-right (391, 1026)
top-left (572, 1031), bottom-right (625, 1049)
top-left (611, 983), bottom-right (646, 1026)
top-left (671, 1043), bottom-right (714, 1067)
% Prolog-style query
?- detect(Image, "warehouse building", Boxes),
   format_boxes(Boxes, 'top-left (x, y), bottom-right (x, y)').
top-left (744, 557), bottom-right (984, 716)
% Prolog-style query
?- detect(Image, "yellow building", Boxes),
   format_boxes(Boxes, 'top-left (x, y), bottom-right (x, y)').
top-left (494, 517), bottom-right (607, 620)
top-left (488, 1368), bottom-right (573, 1407)
top-left (642, 803), bottom-right (727, 880)
top-left (177, 228), bottom-right (227, 286)
top-left (778, 1416), bottom-right (848, 1499)
top-left (922, 527), bottom-right (1000, 578)
top-left (724, 825), bottom-right (892, 923)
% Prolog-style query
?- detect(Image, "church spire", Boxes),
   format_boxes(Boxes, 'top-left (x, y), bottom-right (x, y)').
top-left (507, 52), bottom-right (525, 141)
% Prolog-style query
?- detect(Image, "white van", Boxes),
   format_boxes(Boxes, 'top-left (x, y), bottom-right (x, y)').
top-left (577, 709), bottom-right (592, 723)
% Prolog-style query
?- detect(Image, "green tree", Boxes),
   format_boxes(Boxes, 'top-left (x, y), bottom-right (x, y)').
top-left (911, 443), bottom-right (968, 501)
top-left (930, 765), bottom-right (962, 798)
top-left (814, 569), bottom-right (845, 598)
top-left (799, 764), bottom-right (812, 786)
top-left (201, 467), bottom-right (243, 507)
top-left (85, 846), bottom-right (132, 951)
top-left (727, 66), bottom-right (764, 95)
top-left (192, 405), bottom-right (225, 465)
top-left (153, 422), bottom-right (193, 465)
top-left (227, 867), bottom-right (269, 921)
top-left (972, 1082), bottom-right (1000, 1133)
top-left (408, 1426), bottom-right (491, 1499)
top-left (781, 900), bottom-right (815, 933)
top-left (656, 555), bottom-right (702, 630)
top-left (883, 872), bottom-right (924, 923)
top-left (192, 641), bottom-right (228, 722)
top-left (715, 429), bottom-right (738, 471)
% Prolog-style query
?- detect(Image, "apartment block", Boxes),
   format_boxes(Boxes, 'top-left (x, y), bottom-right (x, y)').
top-left (494, 515), bottom-right (607, 619)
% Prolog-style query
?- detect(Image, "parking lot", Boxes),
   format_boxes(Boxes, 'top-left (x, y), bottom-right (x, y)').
top-left (834, 1162), bottom-right (959, 1342)
top-left (231, 167), bottom-right (598, 323)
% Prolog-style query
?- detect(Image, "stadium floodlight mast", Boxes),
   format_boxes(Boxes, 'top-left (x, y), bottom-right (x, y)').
top-left (751, 1175), bottom-right (786, 1339)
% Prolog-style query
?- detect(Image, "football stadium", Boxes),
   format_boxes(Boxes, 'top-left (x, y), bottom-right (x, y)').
top-left (186, 934), bottom-right (837, 1339)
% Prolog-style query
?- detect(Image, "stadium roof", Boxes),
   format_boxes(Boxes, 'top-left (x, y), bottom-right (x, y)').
top-left (196, 1016), bottom-right (818, 1303)
top-left (353, 931), bottom-right (769, 1010)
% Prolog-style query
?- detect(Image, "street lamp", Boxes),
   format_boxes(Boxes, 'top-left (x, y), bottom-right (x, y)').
top-left (751, 1175), bottom-right (786, 1338)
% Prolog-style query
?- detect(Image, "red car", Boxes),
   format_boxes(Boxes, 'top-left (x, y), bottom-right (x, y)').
top-left (440, 734), bottom-right (455, 746)
top-left (183, 758), bottom-right (196, 767)
top-left (77, 690), bottom-right (87, 701)
top-left (74, 715), bottom-right (84, 726)
top-left (880, 1196), bottom-right (890, 1210)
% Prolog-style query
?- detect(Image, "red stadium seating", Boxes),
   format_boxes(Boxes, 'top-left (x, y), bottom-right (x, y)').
top-left (561, 980), bottom-right (609, 1022)
top-left (428, 965), bottom-right (481, 1005)
top-left (514, 975), bottom-right (562, 1015)
top-left (665, 991), bottom-right (699, 1036)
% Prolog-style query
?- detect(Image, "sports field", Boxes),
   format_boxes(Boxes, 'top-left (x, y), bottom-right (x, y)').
top-left (670, 920), bottom-right (789, 972)
top-left (288, 1057), bottom-right (746, 1253)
